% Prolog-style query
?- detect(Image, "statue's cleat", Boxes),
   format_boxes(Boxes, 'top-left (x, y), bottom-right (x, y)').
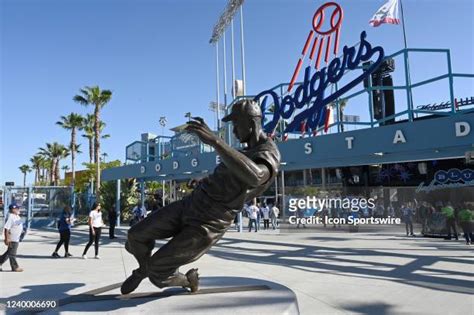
top-left (185, 268), bottom-right (200, 293)
top-left (121, 272), bottom-right (144, 295)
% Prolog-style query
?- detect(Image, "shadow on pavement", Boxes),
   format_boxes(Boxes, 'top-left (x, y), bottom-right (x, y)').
top-left (339, 302), bottom-right (396, 315)
top-left (1, 277), bottom-right (298, 314)
top-left (209, 236), bottom-right (474, 296)
top-left (0, 282), bottom-right (85, 314)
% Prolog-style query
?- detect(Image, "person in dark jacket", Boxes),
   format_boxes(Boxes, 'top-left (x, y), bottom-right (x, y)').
top-left (52, 206), bottom-right (74, 258)
top-left (402, 203), bottom-right (415, 236)
top-left (108, 206), bottom-right (117, 239)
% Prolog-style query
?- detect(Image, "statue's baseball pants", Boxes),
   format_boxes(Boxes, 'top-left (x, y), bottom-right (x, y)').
top-left (125, 192), bottom-right (235, 287)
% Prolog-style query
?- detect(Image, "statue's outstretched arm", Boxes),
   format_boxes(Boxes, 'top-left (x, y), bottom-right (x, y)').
top-left (185, 118), bottom-right (270, 187)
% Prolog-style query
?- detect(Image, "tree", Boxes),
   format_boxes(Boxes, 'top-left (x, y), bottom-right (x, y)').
top-left (101, 152), bottom-right (108, 162)
top-left (38, 146), bottom-right (54, 184)
top-left (82, 114), bottom-right (110, 195)
top-left (38, 142), bottom-right (70, 185)
top-left (56, 113), bottom-right (84, 186)
top-left (82, 114), bottom-right (110, 164)
top-left (19, 165), bottom-right (31, 186)
top-left (30, 155), bottom-right (44, 184)
top-left (39, 157), bottom-right (52, 184)
top-left (74, 86), bottom-right (113, 202)
top-left (98, 160), bottom-right (139, 222)
top-left (82, 114), bottom-right (94, 164)
top-left (62, 165), bottom-right (70, 181)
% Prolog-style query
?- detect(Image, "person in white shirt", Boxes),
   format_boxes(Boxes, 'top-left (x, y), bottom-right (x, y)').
top-left (248, 203), bottom-right (259, 232)
top-left (0, 204), bottom-right (24, 272)
top-left (261, 204), bottom-right (270, 230)
top-left (82, 203), bottom-right (104, 259)
top-left (270, 204), bottom-right (280, 230)
top-left (244, 204), bottom-right (252, 230)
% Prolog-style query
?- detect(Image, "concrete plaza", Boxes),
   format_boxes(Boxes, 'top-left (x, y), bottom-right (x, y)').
top-left (0, 222), bottom-right (472, 314)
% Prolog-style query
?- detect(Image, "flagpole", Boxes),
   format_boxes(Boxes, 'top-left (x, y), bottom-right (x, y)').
top-left (399, 0), bottom-right (414, 120)
top-left (399, 0), bottom-right (408, 50)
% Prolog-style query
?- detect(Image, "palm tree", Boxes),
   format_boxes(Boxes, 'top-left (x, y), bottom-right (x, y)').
top-left (56, 113), bottom-right (84, 186)
top-left (30, 155), bottom-right (44, 184)
top-left (82, 115), bottom-right (110, 195)
top-left (82, 114), bottom-right (110, 164)
top-left (39, 142), bottom-right (70, 185)
top-left (62, 165), bottom-right (70, 181)
top-left (38, 147), bottom-right (54, 184)
top-left (82, 114), bottom-right (95, 164)
top-left (19, 165), bottom-right (31, 186)
top-left (101, 152), bottom-right (108, 162)
top-left (74, 87), bottom-right (112, 201)
top-left (39, 158), bottom-right (52, 184)
top-left (67, 142), bottom-right (82, 182)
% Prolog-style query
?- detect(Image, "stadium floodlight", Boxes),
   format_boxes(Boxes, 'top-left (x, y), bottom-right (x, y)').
top-left (159, 116), bottom-right (167, 137)
top-left (209, 101), bottom-right (225, 113)
top-left (209, 0), bottom-right (245, 44)
top-left (159, 116), bottom-right (167, 127)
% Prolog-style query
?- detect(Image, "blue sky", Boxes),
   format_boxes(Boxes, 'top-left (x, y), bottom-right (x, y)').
top-left (1, 0), bottom-right (473, 185)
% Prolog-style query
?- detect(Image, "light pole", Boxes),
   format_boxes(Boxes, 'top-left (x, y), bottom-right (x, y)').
top-left (185, 112), bottom-right (192, 122)
top-left (209, 0), bottom-right (245, 45)
top-left (209, 102), bottom-right (225, 130)
top-left (159, 116), bottom-right (167, 137)
top-left (210, 0), bottom-right (247, 128)
top-left (158, 116), bottom-right (167, 160)
top-left (239, 5), bottom-right (246, 95)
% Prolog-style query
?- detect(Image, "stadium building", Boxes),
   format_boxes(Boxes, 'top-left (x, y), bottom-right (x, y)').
top-left (102, 2), bottom-right (474, 230)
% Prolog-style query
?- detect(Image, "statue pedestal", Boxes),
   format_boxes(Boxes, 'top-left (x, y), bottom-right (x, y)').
top-left (43, 277), bottom-right (300, 314)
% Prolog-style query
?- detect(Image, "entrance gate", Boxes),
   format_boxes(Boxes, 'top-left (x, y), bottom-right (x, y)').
top-left (1, 186), bottom-right (73, 228)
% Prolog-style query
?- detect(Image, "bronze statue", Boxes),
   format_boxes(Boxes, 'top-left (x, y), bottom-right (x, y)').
top-left (121, 99), bottom-right (281, 294)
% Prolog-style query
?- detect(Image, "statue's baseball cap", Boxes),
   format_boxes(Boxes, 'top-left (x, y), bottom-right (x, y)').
top-left (222, 99), bottom-right (262, 122)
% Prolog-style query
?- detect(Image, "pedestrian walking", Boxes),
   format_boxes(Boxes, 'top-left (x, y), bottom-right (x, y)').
top-left (248, 203), bottom-right (259, 232)
top-left (261, 203), bottom-right (270, 230)
top-left (402, 203), bottom-right (415, 236)
top-left (82, 203), bottom-right (104, 259)
top-left (131, 202), bottom-right (147, 226)
top-left (0, 204), bottom-right (24, 272)
top-left (256, 203), bottom-right (262, 231)
top-left (108, 206), bottom-right (117, 239)
top-left (442, 203), bottom-right (458, 240)
top-left (458, 205), bottom-right (472, 245)
top-left (297, 208), bottom-right (306, 229)
top-left (52, 206), bottom-right (74, 258)
top-left (270, 204), bottom-right (279, 230)
top-left (244, 203), bottom-right (252, 230)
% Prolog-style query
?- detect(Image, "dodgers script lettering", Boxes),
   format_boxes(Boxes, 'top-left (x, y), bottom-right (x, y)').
top-left (255, 31), bottom-right (385, 133)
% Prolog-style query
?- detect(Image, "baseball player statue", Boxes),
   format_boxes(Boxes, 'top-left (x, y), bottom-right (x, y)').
top-left (121, 99), bottom-right (281, 294)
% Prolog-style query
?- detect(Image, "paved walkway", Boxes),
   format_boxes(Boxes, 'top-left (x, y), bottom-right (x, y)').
top-left (0, 223), bottom-right (472, 314)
